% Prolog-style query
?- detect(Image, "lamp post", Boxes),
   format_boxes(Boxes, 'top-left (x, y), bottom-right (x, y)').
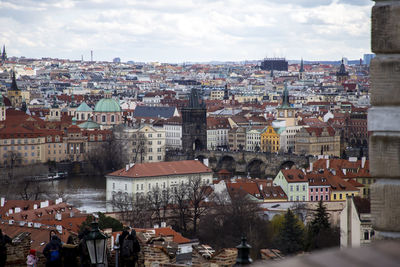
top-left (85, 221), bottom-right (108, 267)
top-left (235, 236), bottom-right (252, 266)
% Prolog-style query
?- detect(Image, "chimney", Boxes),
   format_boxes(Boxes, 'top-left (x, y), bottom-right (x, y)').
top-left (0, 197), bottom-right (5, 207)
top-left (203, 158), bottom-right (209, 167)
top-left (8, 209), bottom-right (13, 214)
top-left (56, 225), bottom-right (63, 234)
top-left (161, 222), bottom-right (166, 228)
top-left (33, 204), bottom-right (38, 210)
top-left (55, 213), bottom-right (62, 221)
top-left (361, 156), bottom-right (366, 168)
top-left (126, 164), bottom-right (129, 172)
top-left (55, 198), bottom-right (63, 205)
top-left (326, 159), bottom-right (330, 169)
top-left (154, 224), bottom-right (159, 229)
top-left (259, 184), bottom-right (263, 191)
top-left (309, 162), bottom-right (313, 172)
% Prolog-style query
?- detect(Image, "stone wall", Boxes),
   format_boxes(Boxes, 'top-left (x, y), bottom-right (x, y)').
top-left (192, 248), bottom-right (237, 267)
top-left (5, 232), bottom-right (31, 267)
top-left (369, 0), bottom-right (400, 240)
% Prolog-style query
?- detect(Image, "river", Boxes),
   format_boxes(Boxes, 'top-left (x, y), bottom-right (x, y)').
top-left (1, 175), bottom-right (107, 214)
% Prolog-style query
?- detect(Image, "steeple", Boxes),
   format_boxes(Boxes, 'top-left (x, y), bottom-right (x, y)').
top-left (299, 58), bottom-right (304, 73)
top-left (10, 71), bottom-right (19, 91)
top-left (336, 58), bottom-right (349, 82)
top-left (223, 84), bottom-right (229, 100)
top-left (1, 45), bottom-right (6, 62)
top-left (281, 83), bottom-right (290, 108)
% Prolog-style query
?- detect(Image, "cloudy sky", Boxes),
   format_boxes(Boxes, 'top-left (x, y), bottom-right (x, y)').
top-left (0, 0), bottom-right (373, 63)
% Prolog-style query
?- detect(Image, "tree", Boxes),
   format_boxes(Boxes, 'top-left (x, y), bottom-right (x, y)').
top-left (131, 132), bottom-right (148, 163)
top-left (187, 176), bottom-right (212, 236)
top-left (171, 183), bottom-right (190, 234)
top-left (275, 209), bottom-right (304, 255)
top-left (79, 212), bottom-right (123, 233)
top-left (109, 192), bottom-right (152, 228)
top-left (87, 127), bottom-right (127, 174)
top-left (198, 188), bottom-right (272, 260)
top-left (306, 200), bottom-right (340, 251)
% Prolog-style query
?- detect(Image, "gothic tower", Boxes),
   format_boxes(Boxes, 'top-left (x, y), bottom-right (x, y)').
top-left (299, 58), bottom-right (305, 80)
top-left (336, 58), bottom-right (349, 83)
top-left (1, 45), bottom-right (6, 62)
top-left (181, 88), bottom-right (207, 158)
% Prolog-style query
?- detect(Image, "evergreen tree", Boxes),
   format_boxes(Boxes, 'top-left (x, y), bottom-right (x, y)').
top-left (275, 209), bottom-right (304, 255)
top-left (306, 200), bottom-right (339, 250)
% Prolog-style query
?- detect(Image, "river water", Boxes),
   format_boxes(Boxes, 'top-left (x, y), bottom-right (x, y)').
top-left (1, 175), bottom-right (107, 214)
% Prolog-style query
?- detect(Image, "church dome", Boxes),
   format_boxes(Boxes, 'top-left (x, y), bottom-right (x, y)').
top-left (94, 98), bottom-right (121, 112)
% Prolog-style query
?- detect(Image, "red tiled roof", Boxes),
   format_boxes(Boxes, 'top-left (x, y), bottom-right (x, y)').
top-left (107, 160), bottom-right (212, 178)
top-left (281, 169), bottom-right (308, 183)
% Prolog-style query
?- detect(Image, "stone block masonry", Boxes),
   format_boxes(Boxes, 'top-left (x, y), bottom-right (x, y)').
top-left (370, 0), bottom-right (400, 240)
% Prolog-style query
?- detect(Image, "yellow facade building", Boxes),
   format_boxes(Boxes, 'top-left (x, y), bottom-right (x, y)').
top-left (261, 126), bottom-right (280, 153)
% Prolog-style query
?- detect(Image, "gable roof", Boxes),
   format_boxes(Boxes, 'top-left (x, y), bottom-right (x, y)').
top-left (107, 160), bottom-right (212, 178)
top-left (281, 169), bottom-right (308, 183)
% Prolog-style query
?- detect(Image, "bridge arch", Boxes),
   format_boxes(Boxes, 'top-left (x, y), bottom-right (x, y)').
top-left (279, 160), bottom-right (295, 171)
top-left (246, 158), bottom-right (266, 178)
top-left (216, 155), bottom-right (236, 174)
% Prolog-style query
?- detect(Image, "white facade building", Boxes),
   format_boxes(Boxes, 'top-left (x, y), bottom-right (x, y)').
top-left (106, 160), bottom-right (213, 211)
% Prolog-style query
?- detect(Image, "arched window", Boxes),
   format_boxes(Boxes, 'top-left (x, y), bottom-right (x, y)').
top-left (111, 115), bottom-right (115, 122)
top-left (81, 113), bottom-right (85, 120)
top-left (102, 115), bottom-right (106, 123)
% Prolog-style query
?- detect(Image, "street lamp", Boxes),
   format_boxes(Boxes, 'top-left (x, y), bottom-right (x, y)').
top-left (235, 236), bottom-right (252, 265)
top-left (85, 221), bottom-right (108, 266)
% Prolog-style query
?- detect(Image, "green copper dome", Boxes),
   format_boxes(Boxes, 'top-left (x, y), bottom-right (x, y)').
top-left (78, 118), bottom-right (100, 129)
top-left (76, 102), bottom-right (92, 112)
top-left (94, 98), bottom-right (121, 112)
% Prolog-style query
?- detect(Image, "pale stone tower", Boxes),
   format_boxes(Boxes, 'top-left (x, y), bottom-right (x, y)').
top-left (369, 0), bottom-right (400, 240)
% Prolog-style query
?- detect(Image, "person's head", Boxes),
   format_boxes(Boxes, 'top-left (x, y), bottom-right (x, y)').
top-left (29, 249), bottom-right (36, 256)
top-left (67, 235), bottom-right (74, 244)
top-left (49, 230), bottom-right (57, 240)
top-left (130, 229), bottom-right (136, 237)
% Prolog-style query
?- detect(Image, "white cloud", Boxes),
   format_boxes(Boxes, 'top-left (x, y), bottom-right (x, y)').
top-left (0, 0), bottom-right (373, 62)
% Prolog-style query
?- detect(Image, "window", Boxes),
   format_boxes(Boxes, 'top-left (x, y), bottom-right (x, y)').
top-left (148, 134), bottom-right (152, 138)
top-left (113, 183), bottom-right (115, 189)
top-left (157, 147), bottom-right (162, 152)
top-left (137, 184), bottom-right (139, 190)
top-left (316, 195), bottom-right (318, 201)
top-left (290, 186), bottom-right (293, 192)
top-left (158, 134), bottom-right (162, 137)
top-left (111, 115), bottom-right (115, 122)
top-left (311, 196), bottom-right (313, 201)
top-left (102, 115), bottom-right (106, 122)
top-left (148, 184), bottom-right (151, 190)
top-left (325, 188), bottom-right (328, 192)
top-left (325, 195), bottom-right (328, 200)
top-left (364, 231), bottom-right (369, 240)
top-left (311, 188), bottom-right (313, 192)
top-left (158, 141), bottom-right (161, 145)
top-left (296, 196), bottom-right (299, 201)
top-left (149, 156), bottom-right (153, 160)
top-left (125, 184), bottom-right (127, 190)
top-left (339, 193), bottom-right (342, 199)
top-left (141, 184), bottom-right (143, 190)
top-left (334, 194), bottom-right (337, 200)
top-left (290, 196), bottom-right (293, 201)
top-left (158, 156), bottom-right (162, 160)
top-left (148, 148), bottom-right (152, 152)
top-left (302, 185), bottom-right (306, 191)
top-left (302, 196), bottom-right (305, 201)
top-left (296, 185), bottom-right (299, 191)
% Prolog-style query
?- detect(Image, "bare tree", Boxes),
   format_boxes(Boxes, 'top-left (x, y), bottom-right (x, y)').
top-left (171, 183), bottom-right (190, 233)
top-left (109, 192), bottom-right (152, 227)
top-left (131, 133), bottom-right (147, 163)
top-left (187, 176), bottom-right (212, 236)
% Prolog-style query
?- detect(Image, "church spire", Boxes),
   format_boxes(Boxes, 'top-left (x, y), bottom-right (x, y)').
top-left (281, 82), bottom-right (290, 108)
top-left (1, 45), bottom-right (6, 62)
top-left (10, 71), bottom-right (19, 91)
top-left (223, 84), bottom-right (229, 100)
top-left (299, 58), bottom-right (304, 73)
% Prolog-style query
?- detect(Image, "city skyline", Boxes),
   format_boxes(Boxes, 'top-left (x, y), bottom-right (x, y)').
top-left (1, 0), bottom-right (372, 62)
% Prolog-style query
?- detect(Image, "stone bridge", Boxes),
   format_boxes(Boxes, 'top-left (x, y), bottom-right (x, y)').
top-left (166, 150), bottom-right (309, 178)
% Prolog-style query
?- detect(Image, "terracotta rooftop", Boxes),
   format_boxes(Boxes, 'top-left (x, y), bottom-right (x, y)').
top-left (107, 160), bottom-right (212, 178)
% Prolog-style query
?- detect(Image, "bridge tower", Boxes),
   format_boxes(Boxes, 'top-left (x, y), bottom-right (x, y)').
top-left (181, 88), bottom-right (207, 158)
